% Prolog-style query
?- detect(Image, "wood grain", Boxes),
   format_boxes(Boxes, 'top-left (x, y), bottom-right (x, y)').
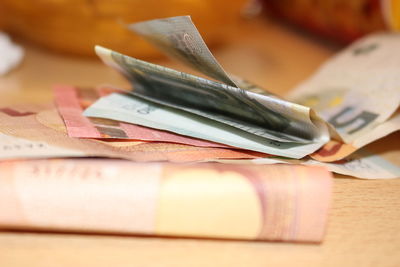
top-left (0, 17), bottom-right (399, 267)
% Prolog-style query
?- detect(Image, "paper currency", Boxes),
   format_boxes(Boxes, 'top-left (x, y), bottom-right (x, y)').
top-left (54, 84), bottom-right (228, 148)
top-left (0, 159), bottom-right (332, 242)
top-left (67, 17), bottom-right (399, 165)
top-left (87, 15), bottom-right (334, 159)
top-left (95, 16), bottom-right (329, 145)
top-left (83, 88), bottom-right (399, 178)
top-left (84, 92), bottom-right (326, 159)
top-left (0, 103), bottom-right (269, 162)
top-left (289, 33), bottom-right (400, 156)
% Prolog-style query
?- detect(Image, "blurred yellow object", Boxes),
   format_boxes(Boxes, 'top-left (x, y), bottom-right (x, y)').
top-left (0, 0), bottom-right (247, 58)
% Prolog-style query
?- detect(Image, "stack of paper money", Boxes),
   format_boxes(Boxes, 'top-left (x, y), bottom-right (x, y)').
top-left (0, 16), bottom-right (399, 243)
top-left (53, 16), bottom-right (398, 179)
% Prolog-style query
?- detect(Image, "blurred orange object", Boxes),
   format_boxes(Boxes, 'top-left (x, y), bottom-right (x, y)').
top-left (262, 0), bottom-right (400, 43)
top-left (0, 0), bottom-right (248, 58)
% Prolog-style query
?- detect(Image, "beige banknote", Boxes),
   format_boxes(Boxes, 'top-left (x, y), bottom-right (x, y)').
top-left (0, 159), bottom-right (332, 242)
top-left (289, 33), bottom-right (400, 160)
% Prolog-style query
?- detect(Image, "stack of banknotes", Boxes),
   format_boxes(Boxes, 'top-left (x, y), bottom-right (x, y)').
top-left (0, 16), bottom-right (399, 243)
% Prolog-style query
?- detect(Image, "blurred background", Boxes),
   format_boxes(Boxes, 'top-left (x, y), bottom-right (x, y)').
top-left (0, 0), bottom-right (398, 59)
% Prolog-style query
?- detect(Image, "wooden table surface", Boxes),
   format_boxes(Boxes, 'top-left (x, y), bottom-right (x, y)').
top-left (1, 17), bottom-right (399, 267)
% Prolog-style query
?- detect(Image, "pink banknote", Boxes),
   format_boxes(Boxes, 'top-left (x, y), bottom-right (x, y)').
top-left (54, 85), bottom-right (229, 148)
top-left (0, 103), bottom-right (269, 162)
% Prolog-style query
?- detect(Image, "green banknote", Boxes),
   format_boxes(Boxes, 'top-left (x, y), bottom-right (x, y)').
top-left (83, 93), bottom-right (328, 159)
top-left (96, 46), bottom-right (328, 144)
top-left (94, 15), bottom-right (328, 145)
